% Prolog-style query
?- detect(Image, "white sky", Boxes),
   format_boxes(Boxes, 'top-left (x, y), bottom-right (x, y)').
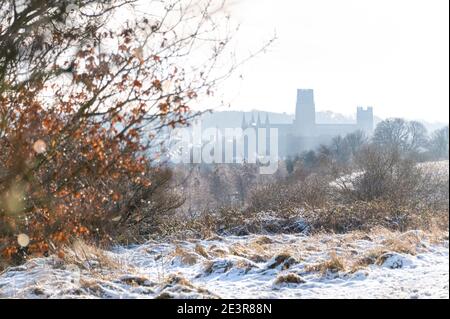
top-left (214, 0), bottom-right (449, 123)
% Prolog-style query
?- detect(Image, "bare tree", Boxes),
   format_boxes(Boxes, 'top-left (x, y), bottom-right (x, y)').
top-left (343, 130), bottom-right (368, 157)
top-left (428, 126), bottom-right (449, 160)
top-left (373, 118), bottom-right (428, 156)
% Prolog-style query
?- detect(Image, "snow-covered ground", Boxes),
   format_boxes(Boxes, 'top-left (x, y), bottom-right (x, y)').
top-left (418, 160), bottom-right (449, 180)
top-left (330, 160), bottom-right (449, 190)
top-left (1, 160), bottom-right (448, 299)
top-left (1, 230), bottom-right (448, 299)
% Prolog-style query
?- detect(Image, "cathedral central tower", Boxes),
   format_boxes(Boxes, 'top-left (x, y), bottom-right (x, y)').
top-left (294, 89), bottom-right (316, 136)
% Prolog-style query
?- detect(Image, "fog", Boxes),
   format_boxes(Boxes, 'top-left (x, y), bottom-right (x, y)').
top-left (205, 0), bottom-right (450, 124)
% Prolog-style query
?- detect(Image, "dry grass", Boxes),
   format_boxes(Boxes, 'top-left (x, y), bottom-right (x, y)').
top-left (374, 228), bottom-right (426, 254)
top-left (382, 238), bottom-right (417, 255)
top-left (351, 247), bottom-right (387, 272)
top-left (172, 246), bottom-right (198, 265)
top-left (203, 259), bottom-right (233, 275)
top-left (349, 228), bottom-right (446, 272)
top-left (164, 274), bottom-right (194, 288)
top-left (230, 242), bottom-right (271, 263)
top-left (267, 252), bottom-right (297, 270)
top-left (61, 240), bottom-right (123, 271)
top-left (207, 246), bottom-right (228, 258)
top-left (155, 292), bottom-right (173, 299)
top-left (251, 236), bottom-right (275, 245)
top-left (306, 251), bottom-right (346, 274)
top-left (79, 278), bottom-right (103, 294)
top-left (349, 233), bottom-right (418, 273)
top-left (194, 244), bottom-right (209, 258)
top-left (129, 268), bottom-right (217, 298)
top-left (119, 275), bottom-right (154, 287)
top-left (156, 274), bottom-right (219, 299)
top-left (273, 273), bottom-right (306, 285)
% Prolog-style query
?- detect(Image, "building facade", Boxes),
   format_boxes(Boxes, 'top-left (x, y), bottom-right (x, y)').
top-left (241, 89), bottom-right (374, 157)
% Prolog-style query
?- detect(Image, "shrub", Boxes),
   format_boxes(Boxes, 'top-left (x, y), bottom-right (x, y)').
top-left (427, 126), bottom-right (449, 160)
top-left (302, 200), bottom-right (447, 233)
top-left (336, 145), bottom-right (422, 204)
top-left (0, 0), bottom-right (243, 266)
top-left (249, 173), bottom-right (331, 212)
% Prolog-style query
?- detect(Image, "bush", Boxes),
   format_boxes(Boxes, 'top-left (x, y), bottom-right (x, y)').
top-left (427, 126), bottom-right (449, 160)
top-left (249, 173), bottom-right (331, 213)
top-left (335, 145), bottom-right (422, 204)
top-left (302, 200), bottom-right (447, 234)
top-left (0, 0), bottom-right (242, 266)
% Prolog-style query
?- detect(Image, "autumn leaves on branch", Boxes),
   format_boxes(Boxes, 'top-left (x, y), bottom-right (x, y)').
top-left (0, 0), bottom-right (251, 263)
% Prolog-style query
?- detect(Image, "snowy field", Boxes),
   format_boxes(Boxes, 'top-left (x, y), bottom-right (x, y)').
top-left (0, 230), bottom-right (448, 299)
top-left (1, 160), bottom-right (448, 299)
top-left (331, 160), bottom-right (450, 189)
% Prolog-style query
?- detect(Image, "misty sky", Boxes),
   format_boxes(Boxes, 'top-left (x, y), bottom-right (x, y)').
top-left (214, 0), bottom-right (449, 123)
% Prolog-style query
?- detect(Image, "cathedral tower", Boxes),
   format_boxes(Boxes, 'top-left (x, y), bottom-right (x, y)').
top-left (356, 106), bottom-right (374, 133)
top-left (294, 89), bottom-right (316, 136)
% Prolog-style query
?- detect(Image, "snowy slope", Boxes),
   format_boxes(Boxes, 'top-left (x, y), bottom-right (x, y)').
top-left (0, 231), bottom-right (448, 299)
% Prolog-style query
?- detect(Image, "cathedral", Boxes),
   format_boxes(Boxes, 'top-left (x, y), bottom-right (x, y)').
top-left (241, 89), bottom-right (374, 157)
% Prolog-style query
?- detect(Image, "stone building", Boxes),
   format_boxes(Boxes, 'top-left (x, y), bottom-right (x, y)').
top-left (241, 89), bottom-right (374, 157)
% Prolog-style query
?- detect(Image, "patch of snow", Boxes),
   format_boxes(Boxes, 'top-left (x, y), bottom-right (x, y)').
top-left (330, 160), bottom-right (449, 190)
top-left (378, 253), bottom-right (413, 269)
top-left (0, 234), bottom-right (448, 299)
